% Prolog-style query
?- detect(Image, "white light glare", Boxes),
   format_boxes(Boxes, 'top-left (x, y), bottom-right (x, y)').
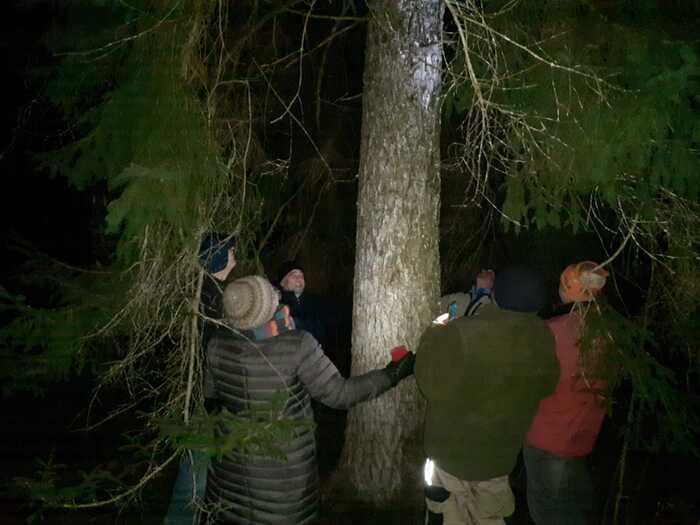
top-left (423, 458), bottom-right (435, 486)
top-left (432, 313), bottom-right (449, 325)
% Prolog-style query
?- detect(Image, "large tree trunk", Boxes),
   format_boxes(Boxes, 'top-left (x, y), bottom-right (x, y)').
top-left (339, 0), bottom-right (444, 503)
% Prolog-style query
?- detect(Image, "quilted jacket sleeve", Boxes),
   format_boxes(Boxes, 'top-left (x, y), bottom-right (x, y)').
top-left (295, 332), bottom-right (392, 409)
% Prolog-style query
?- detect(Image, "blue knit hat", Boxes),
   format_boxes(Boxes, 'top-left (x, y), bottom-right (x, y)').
top-left (198, 232), bottom-right (236, 274)
top-left (494, 265), bottom-right (547, 313)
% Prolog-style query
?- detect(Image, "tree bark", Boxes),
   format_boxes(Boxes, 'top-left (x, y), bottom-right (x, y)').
top-left (339, 0), bottom-right (444, 503)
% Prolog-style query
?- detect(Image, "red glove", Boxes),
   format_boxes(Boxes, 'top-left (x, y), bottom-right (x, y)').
top-left (391, 345), bottom-right (408, 362)
top-left (385, 346), bottom-right (416, 386)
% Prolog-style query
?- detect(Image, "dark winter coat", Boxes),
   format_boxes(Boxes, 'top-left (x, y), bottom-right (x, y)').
top-left (203, 329), bottom-right (392, 524)
top-left (415, 303), bottom-right (558, 481)
top-left (279, 292), bottom-right (333, 347)
top-left (280, 291), bottom-right (351, 376)
top-left (200, 273), bottom-right (226, 352)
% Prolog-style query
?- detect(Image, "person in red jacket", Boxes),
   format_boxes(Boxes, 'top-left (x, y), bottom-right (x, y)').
top-left (523, 261), bottom-right (611, 525)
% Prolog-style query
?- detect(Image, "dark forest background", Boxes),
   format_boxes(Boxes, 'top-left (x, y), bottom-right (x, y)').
top-left (0, 0), bottom-right (699, 523)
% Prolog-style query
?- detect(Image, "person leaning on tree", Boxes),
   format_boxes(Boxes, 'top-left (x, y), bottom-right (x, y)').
top-left (416, 265), bottom-right (559, 525)
top-left (201, 275), bottom-right (415, 525)
top-left (164, 232), bottom-right (237, 525)
top-left (523, 261), bottom-right (612, 525)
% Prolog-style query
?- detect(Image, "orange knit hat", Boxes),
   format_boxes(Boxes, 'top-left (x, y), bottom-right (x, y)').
top-left (559, 261), bottom-right (609, 303)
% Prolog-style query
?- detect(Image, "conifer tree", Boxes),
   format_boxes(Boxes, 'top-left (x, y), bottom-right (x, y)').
top-left (340, 0), bottom-right (443, 503)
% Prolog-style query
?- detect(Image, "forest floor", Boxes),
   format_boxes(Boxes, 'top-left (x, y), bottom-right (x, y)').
top-left (1, 382), bottom-right (698, 525)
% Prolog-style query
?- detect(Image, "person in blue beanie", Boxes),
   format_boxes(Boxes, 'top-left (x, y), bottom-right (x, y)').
top-left (164, 232), bottom-right (237, 525)
top-left (197, 233), bottom-right (238, 351)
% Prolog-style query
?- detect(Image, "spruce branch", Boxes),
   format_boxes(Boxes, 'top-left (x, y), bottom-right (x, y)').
top-left (56, 451), bottom-right (179, 510)
top-left (54, 0), bottom-right (184, 60)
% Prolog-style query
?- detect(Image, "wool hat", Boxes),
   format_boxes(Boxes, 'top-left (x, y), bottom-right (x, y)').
top-left (277, 260), bottom-right (304, 285)
top-left (223, 275), bottom-right (279, 330)
top-left (559, 261), bottom-right (608, 303)
top-left (493, 265), bottom-right (547, 313)
top-left (198, 232), bottom-right (236, 274)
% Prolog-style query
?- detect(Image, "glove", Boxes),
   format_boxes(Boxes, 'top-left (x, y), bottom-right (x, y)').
top-left (384, 349), bottom-right (416, 386)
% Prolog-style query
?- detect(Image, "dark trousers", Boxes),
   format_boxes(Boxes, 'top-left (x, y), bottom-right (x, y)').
top-left (523, 446), bottom-right (594, 525)
top-left (164, 451), bottom-right (208, 524)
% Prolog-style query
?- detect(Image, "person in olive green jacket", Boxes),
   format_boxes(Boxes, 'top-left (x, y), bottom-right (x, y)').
top-left (416, 265), bottom-right (559, 525)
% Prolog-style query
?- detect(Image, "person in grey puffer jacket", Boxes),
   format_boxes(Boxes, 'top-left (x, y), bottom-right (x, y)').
top-left (202, 275), bottom-right (415, 525)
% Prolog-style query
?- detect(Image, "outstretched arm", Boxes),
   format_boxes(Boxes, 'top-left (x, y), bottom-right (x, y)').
top-left (296, 332), bottom-right (414, 409)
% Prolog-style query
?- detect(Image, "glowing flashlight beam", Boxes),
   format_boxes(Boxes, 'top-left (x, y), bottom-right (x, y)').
top-left (423, 458), bottom-right (435, 486)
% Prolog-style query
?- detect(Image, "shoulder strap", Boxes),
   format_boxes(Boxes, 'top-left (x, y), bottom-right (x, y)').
top-left (465, 294), bottom-right (491, 317)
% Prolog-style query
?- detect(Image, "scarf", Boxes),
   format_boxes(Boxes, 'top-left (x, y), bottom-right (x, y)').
top-left (244, 304), bottom-right (296, 341)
